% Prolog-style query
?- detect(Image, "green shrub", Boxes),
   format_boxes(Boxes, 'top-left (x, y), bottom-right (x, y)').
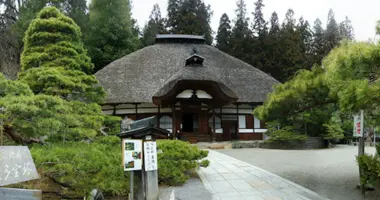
top-left (30, 138), bottom-right (131, 198)
top-left (267, 126), bottom-right (307, 142)
top-left (357, 153), bottom-right (380, 193)
top-left (156, 140), bottom-right (209, 186)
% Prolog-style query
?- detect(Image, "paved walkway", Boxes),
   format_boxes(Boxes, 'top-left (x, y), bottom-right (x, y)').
top-left (198, 150), bottom-right (329, 200)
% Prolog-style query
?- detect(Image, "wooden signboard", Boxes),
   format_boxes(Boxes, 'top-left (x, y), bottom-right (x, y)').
top-left (144, 141), bottom-right (158, 171)
top-left (0, 146), bottom-right (39, 186)
top-left (122, 139), bottom-right (143, 171)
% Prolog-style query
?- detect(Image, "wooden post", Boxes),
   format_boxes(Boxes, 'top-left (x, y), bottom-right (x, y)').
top-left (135, 104), bottom-right (138, 120)
top-left (129, 171), bottom-right (134, 200)
top-left (157, 105), bottom-right (161, 128)
top-left (212, 108), bottom-right (216, 142)
top-left (172, 105), bottom-right (176, 139)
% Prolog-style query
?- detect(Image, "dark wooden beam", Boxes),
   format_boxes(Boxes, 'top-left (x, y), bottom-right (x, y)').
top-left (212, 108), bottom-right (216, 142)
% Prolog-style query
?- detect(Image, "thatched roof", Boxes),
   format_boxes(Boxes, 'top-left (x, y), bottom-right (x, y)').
top-left (95, 42), bottom-right (280, 104)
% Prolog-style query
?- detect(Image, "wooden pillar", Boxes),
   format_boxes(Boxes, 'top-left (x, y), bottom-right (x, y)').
top-left (134, 104), bottom-right (138, 120)
top-left (212, 108), bottom-right (216, 142)
top-left (112, 104), bottom-right (116, 115)
top-left (157, 105), bottom-right (161, 128)
top-left (172, 105), bottom-right (176, 139)
top-left (236, 104), bottom-right (239, 136)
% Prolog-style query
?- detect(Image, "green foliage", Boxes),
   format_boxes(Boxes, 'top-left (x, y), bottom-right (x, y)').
top-left (31, 139), bottom-right (129, 198)
top-left (103, 115), bottom-right (122, 135)
top-left (87, 0), bottom-right (140, 72)
top-left (19, 6), bottom-right (105, 103)
top-left (324, 41), bottom-right (380, 113)
top-left (156, 140), bottom-right (209, 186)
top-left (166, 0), bottom-right (213, 44)
top-left (357, 153), bottom-right (380, 193)
top-left (141, 4), bottom-right (166, 47)
top-left (266, 126), bottom-right (307, 142)
top-left (216, 13), bottom-right (232, 53)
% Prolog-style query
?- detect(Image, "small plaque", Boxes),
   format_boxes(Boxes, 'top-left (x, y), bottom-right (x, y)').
top-left (0, 146), bottom-right (39, 186)
top-left (144, 142), bottom-right (158, 171)
top-left (122, 140), bottom-right (143, 171)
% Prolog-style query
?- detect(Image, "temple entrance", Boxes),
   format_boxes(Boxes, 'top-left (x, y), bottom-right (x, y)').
top-left (222, 120), bottom-right (238, 141)
top-left (182, 113), bottom-right (199, 133)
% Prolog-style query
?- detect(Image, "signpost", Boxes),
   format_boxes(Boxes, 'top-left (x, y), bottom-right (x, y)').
top-left (144, 141), bottom-right (158, 172)
top-left (353, 110), bottom-right (365, 156)
top-left (122, 139), bottom-right (143, 200)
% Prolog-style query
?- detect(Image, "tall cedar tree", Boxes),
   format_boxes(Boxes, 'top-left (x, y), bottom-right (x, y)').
top-left (19, 6), bottom-right (105, 103)
top-left (251, 0), bottom-right (268, 70)
top-left (216, 13), bottom-right (232, 53)
top-left (142, 4), bottom-right (166, 47)
top-left (166, 0), bottom-right (213, 44)
top-left (324, 9), bottom-right (340, 53)
top-left (266, 12), bottom-right (282, 79)
top-left (230, 0), bottom-right (252, 63)
top-left (339, 16), bottom-right (355, 40)
top-left (278, 9), bottom-right (305, 82)
top-left (87, 0), bottom-right (140, 72)
top-left (311, 18), bottom-right (325, 66)
top-left (297, 17), bottom-right (313, 69)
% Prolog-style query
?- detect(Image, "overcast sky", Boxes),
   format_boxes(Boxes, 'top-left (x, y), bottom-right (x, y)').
top-left (131, 0), bottom-right (380, 41)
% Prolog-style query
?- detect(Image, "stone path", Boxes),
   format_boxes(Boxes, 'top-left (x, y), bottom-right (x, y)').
top-left (159, 177), bottom-right (212, 200)
top-left (197, 150), bottom-right (329, 200)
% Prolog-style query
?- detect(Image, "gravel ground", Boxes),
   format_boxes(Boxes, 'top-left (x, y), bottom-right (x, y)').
top-left (218, 145), bottom-right (379, 200)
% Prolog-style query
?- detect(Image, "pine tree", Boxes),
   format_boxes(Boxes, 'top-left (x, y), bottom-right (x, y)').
top-left (142, 4), bottom-right (166, 47)
top-left (19, 6), bottom-right (105, 103)
top-left (166, 0), bottom-right (213, 44)
top-left (87, 0), bottom-right (140, 72)
top-left (269, 12), bottom-right (280, 35)
top-left (324, 9), bottom-right (340, 52)
top-left (339, 16), bottom-right (355, 40)
top-left (216, 13), bottom-right (232, 53)
top-left (230, 0), bottom-right (252, 62)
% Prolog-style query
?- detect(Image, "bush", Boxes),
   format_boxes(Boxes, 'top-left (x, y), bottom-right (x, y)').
top-left (267, 126), bottom-right (307, 142)
top-left (357, 144), bottom-right (380, 194)
top-left (156, 140), bottom-right (209, 186)
top-left (30, 138), bottom-right (130, 198)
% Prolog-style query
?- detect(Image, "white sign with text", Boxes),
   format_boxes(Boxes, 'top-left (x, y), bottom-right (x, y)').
top-left (0, 146), bottom-right (39, 186)
top-left (144, 141), bottom-right (158, 171)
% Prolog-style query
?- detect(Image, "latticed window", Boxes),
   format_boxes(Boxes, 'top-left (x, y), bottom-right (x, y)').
top-left (208, 116), bottom-right (221, 129)
top-left (159, 116), bottom-right (173, 129)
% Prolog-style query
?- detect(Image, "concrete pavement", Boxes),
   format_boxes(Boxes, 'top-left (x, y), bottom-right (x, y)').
top-left (198, 150), bottom-right (329, 200)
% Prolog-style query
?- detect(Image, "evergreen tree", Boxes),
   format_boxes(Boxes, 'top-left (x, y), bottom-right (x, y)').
top-left (377, 20), bottom-right (380, 35)
top-left (269, 12), bottom-right (280, 35)
top-left (339, 16), bottom-right (355, 40)
top-left (278, 9), bottom-right (304, 81)
top-left (250, 0), bottom-right (268, 71)
top-left (252, 0), bottom-right (267, 36)
top-left (19, 6), bottom-right (105, 103)
top-left (166, 0), bottom-right (213, 44)
top-left (230, 0), bottom-right (252, 62)
top-left (266, 12), bottom-right (281, 79)
top-left (311, 18), bottom-right (325, 65)
top-left (297, 17), bottom-right (313, 68)
top-left (324, 9), bottom-right (340, 52)
top-left (167, 0), bottom-right (181, 30)
top-left (216, 13), bottom-right (232, 53)
top-left (142, 4), bottom-right (166, 47)
top-left (87, 0), bottom-right (140, 72)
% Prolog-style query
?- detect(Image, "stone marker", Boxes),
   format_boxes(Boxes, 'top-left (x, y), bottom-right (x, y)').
top-left (0, 188), bottom-right (42, 200)
top-left (0, 146), bottom-right (39, 186)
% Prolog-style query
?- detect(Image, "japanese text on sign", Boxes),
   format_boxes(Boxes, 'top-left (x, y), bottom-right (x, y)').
top-left (0, 146), bottom-right (39, 186)
top-left (144, 142), bottom-right (158, 171)
top-left (122, 139), bottom-right (143, 171)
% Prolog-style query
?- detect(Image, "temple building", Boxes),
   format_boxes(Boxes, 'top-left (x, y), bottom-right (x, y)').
top-left (95, 34), bottom-right (279, 143)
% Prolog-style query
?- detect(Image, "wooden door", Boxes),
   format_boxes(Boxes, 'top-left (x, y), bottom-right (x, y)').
top-left (222, 121), bottom-right (238, 141)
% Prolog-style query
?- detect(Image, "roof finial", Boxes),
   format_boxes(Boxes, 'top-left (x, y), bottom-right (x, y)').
top-left (192, 47), bottom-right (198, 55)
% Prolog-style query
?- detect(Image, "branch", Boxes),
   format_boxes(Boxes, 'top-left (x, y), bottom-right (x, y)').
top-left (4, 125), bottom-right (46, 145)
